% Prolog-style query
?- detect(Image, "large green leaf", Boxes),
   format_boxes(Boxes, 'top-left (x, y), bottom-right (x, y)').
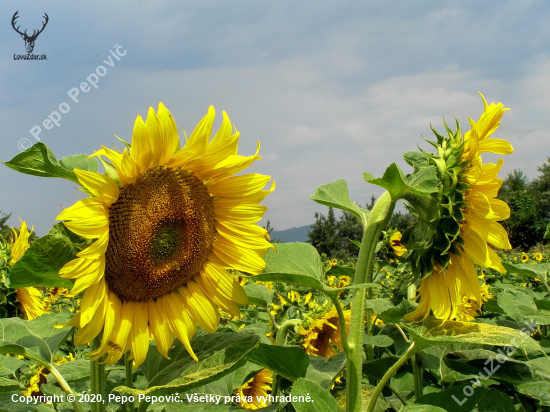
top-left (363, 163), bottom-right (439, 201)
top-left (502, 261), bottom-right (550, 282)
top-left (116, 332), bottom-right (260, 406)
top-left (243, 284), bottom-right (272, 308)
top-left (250, 243), bottom-right (325, 290)
top-left (413, 383), bottom-right (487, 412)
top-left (305, 352), bottom-right (346, 390)
top-left (0, 376), bottom-right (24, 393)
top-left (0, 312), bottom-right (72, 364)
top-left (516, 381), bottom-right (550, 406)
top-left (47, 359), bottom-right (90, 384)
top-left (362, 356), bottom-right (399, 380)
top-left (9, 223), bottom-right (83, 288)
top-left (377, 299), bottom-right (418, 324)
top-left (477, 389), bottom-right (515, 412)
top-left (310, 179), bottom-right (370, 227)
top-left (401, 318), bottom-right (542, 352)
top-left (0, 393), bottom-right (55, 411)
top-left (0, 355), bottom-right (26, 377)
top-left (443, 349), bottom-right (535, 384)
top-left (290, 378), bottom-right (338, 412)
top-left (250, 344), bottom-right (308, 382)
top-left (497, 290), bottom-right (550, 325)
top-left (59, 153), bottom-right (99, 173)
top-left (3, 142), bottom-right (80, 184)
top-left (401, 405), bottom-right (446, 412)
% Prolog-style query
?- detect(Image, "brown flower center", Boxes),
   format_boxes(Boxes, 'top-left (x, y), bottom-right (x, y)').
top-left (105, 166), bottom-right (215, 301)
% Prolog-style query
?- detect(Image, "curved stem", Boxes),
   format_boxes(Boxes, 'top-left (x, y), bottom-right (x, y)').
top-left (90, 335), bottom-right (106, 412)
top-left (21, 352), bottom-right (83, 412)
top-left (413, 353), bottom-right (423, 399)
top-left (328, 292), bottom-right (350, 352)
top-left (366, 342), bottom-right (419, 412)
top-left (272, 318), bottom-right (302, 402)
top-left (347, 192), bottom-right (395, 412)
top-left (125, 352), bottom-right (135, 412)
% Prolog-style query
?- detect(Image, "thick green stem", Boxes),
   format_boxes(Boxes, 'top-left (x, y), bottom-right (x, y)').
top-left (366, 342), bottom-right (419, 412)
top-left (347, 192), bottom-right (395, 412)
top-left (90, 335), bottom-right (106, 412)
top-left (328, 292), bottom-right (350, 352)
top-left (124, 352), bottom-right (135, 412)
top-left (413, 353), bottom-right (423, 399)
top-left (19, 351), bottom-right (83, 412)
top-left (272, 319), bottom-right (302, 402)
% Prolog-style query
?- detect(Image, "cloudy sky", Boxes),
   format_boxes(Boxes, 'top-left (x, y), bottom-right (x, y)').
top-left (1, 1), bottom-right (550, 236)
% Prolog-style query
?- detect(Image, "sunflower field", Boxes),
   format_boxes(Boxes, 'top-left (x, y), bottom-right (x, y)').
top-left (1, 94), bottom-right (550, 412)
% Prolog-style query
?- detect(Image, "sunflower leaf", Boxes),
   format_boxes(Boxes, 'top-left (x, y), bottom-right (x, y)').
top-left (251, 243), bottom-right (324, 290)
top-left (249, 344), bottom-right (309, 381)
top-left (401, 318), bottom-right (542, 352)
top-left (9, 223), bottom-right (79, 289)
top-left (411, 383), bottom-right (487, 412)
top-left (0, 312), bottom-right (72, 364)
top-left (310, 179), bottom-right (369, 226)
top-left (290, 378), bottom-right (338, 412)
top-left (3, 142), bottom-right (80, 184)
top-left (305, 352), bottom-right (346, 390)
top-left (363, 163), bottom-right (439, 201)
top-left (243, 284), bottom-right (272, 308)
top-left (59, 153), bottom-right (99, 173)
top-left (119, 332), bottom-right (260, 404)
top-left (502, 262), bottom-right (550, 282)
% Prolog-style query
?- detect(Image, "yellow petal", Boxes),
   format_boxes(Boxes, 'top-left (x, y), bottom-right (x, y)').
top-left (130, 301), bottom-right (149, 368)
top-left (74, 170), bottom-right (119, 204)
top-left (157, 103), bottom-right (179, 165)
top-left (179, 283), bottom-right (219, 333)
top-left (147, 298), bottom-right (174, 359)
top-left (162, 292), bottom-right (198, 361)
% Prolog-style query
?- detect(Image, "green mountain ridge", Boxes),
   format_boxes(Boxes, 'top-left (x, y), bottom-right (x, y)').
top-left (271, 224), bottom-right (312, 243)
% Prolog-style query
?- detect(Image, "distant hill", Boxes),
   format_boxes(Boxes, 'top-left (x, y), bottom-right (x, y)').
top-left (271, 224), bottom-right (312, 243)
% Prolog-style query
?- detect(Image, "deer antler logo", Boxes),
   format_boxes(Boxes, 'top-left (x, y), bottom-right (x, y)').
top-left (12, 11), bottom-right (49, 54)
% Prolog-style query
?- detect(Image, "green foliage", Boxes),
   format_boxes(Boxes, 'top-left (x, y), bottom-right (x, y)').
top-left (498, 165), bottom-right (550, 250)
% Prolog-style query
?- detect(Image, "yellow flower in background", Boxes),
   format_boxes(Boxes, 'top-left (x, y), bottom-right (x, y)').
top-left (9, 221), bottom-right (46, 320)
top-left (22, 365), bottom-right (46, 397)
top-left (56, 104), bottom-right (274, 368)
top-left (534, 252), bottom-right (543, 261)
top-left (298, 306), bottom-right (350, 358)
top-left (521, 252), bottom-right (529, 263)
top-left (389, 231), bottom-right (407, 256)
top-left (235, 369), bottom-right (272, 409)
top-left (9, 220), bottom-right (32, 265)
top-left (288, 290), bottom-right (301, 303)
top-left (406, 94), bottom-right (512, 322)
top-left (337, 275), bottom-right (351, 288)
top-left (304, 292), bottom-right (312, 304)
top-left (277, 294), bottom-right (288, 306)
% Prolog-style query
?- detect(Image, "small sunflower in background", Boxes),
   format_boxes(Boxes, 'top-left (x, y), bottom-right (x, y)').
top-left (0, 221), bottom-right (46, 320)
top-left (389, 231), bottom-right (407, 256)
top-left (521, 252), bottom-right (529, 263)
top-left (235, 369), bottom-right (273, 410)
top-left (534, 252), bottom-right (543, 261)
top-left (57, 104), bottom-right (274, 368)
top-left (298, 306), bottom-right (350, 358)
top-left (405, 94), bottom-right (513, 321)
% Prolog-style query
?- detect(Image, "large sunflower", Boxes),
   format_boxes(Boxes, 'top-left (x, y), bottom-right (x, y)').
top-left (10, 221), bottom-right (46, 320)
top-left (405, 94), bottom-right (512, 321)
top-left (58, 104), bottom-right (274, 367)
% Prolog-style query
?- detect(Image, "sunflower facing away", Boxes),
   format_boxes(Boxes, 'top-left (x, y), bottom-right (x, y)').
top-left (10, 221), bottom-right (46, 320)
top-left (298, 306), bottom-right (351, 358)
top-left (57, 104), bottom-right (274, 367)
top-left (235, 369), bottom-right (273, 410)
top-left (405, 94), bottom-right (512, 321)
